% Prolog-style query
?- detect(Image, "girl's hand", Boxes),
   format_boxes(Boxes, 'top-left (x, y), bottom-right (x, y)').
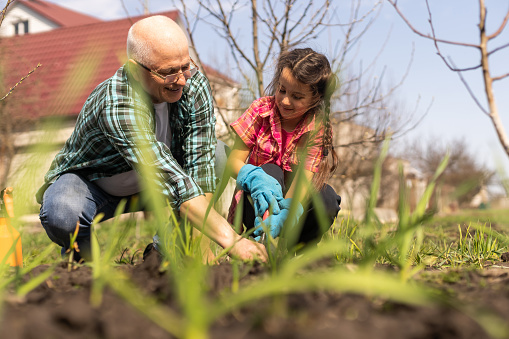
top-left (237, 164), bottom-right (284, 218)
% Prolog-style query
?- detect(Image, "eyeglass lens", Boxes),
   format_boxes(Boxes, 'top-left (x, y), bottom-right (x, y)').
top-left (164, 67), bottom-right (198, 83)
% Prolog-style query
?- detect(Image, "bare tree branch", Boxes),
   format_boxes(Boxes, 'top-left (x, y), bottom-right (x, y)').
top-left (119, 0), bottom-right (136, 25)
top-left (173, 0), bottom-right (235, 139)
top-left (492, 72), bottom-right (509, 82)
top-left (449, 58), bottom-right (488, 115)
top-left (488, 42), bottom-right (509, 56)
top-left (200, 0), bottom-right (258, 71)
top-left (389, 0), bottom-right (509, 162)
top-left (486, 6), bottom-right (509, 39)
top-left (387, 0), bottom-right (479, 48)
top-left (251, 0), bottom-right (264, 95)
top-left (423, 0), bottom-right (482, 72)
top-left (0, 0), bottom-right (14, 27)
top-left (1, 63), bottom-right (41, 101)
top-left (288, 1), bottom-right (329, 48)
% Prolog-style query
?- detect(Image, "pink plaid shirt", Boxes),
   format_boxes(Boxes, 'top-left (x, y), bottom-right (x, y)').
top-left (231, 96), bottom-right (324, 172)
top-left (228, 96), bottom-right (324, 223)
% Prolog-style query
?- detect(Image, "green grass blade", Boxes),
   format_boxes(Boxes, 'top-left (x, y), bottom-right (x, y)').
top-left (16, 265), bottom-right (55, 297)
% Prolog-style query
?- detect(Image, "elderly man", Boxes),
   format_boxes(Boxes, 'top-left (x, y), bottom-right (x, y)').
top-left (36, 15), bottom-right (267, 262)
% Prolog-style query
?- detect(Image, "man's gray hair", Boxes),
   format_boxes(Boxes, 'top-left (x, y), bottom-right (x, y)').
top-left (126, 23), bottom-right (153, 65)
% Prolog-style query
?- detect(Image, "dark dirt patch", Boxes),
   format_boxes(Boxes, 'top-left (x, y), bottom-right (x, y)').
top-left (2, 257), bottom-right (509, 339)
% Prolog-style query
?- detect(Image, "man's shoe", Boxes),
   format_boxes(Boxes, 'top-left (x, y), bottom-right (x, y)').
top-left (142, 243), bottom-right (162, 262)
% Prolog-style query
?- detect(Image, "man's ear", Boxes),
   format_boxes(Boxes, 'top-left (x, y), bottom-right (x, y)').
top-left (128, 59), bottom-right (141, 81)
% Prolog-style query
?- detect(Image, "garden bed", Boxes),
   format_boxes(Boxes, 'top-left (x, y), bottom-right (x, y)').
top-left (2, 250), bottom-right (509, 339)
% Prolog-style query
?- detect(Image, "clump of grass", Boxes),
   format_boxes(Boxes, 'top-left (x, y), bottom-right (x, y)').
top-left (114, 247), bottom-right (142, 265)
top-left (326, 216), bottom-right (362, 263)
top-left (432, 223), bottom-right (506, 268)
top-left (327, 140), bottom-right (448, 281)
top-left (456, 223), bottom-right (504, 267)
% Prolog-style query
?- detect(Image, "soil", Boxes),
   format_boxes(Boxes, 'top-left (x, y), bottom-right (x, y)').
top-left (2, 251), bottom-right (509, 339)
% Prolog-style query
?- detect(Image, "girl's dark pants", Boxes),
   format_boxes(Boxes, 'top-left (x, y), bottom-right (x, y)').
top-left (242, 163), bottom-right (341, 244)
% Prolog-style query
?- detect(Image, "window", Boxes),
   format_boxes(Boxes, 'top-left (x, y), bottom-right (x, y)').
top-left (13, 20), bottom-right (29, 35)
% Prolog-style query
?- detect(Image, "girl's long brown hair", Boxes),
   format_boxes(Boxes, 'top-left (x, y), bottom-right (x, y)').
top-left (266, 48), bottom-right (339, 190)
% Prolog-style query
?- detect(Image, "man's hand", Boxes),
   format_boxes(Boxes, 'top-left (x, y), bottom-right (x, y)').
top-left (179, 195), bottom-right (268, 263)
top-left (236, 164), bottom-right (284, 218)
top-left (229, 237), bottom-right (268, 262)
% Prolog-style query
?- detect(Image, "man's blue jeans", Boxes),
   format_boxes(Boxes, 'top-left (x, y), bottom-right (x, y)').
top-left (39, 140), bottom-right (229, 260)
top-left (39, 172), bottom-right (144, 260)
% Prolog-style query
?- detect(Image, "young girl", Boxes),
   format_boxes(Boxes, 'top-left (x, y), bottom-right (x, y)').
top-left (226, 48), bottom-right (341, 244)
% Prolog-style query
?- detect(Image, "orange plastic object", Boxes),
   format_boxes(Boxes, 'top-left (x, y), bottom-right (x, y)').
top-left (0, 188), bottom-right (23, 267)
top-left (3, 187), bottom-right (14, 218)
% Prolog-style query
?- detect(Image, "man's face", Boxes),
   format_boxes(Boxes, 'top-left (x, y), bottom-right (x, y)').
top-left (134, 46), bottom-right (191, 104)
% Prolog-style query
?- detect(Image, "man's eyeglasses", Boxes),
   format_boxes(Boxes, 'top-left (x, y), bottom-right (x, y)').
top-left (134, 58), bottom-right (199, 84)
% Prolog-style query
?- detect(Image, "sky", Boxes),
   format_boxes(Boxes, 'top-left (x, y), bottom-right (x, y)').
top-left (12, 0), bottom-right (509, 180)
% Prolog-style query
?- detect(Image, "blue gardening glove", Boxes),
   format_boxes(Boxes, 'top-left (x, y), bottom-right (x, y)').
top-left (253, 198), bottom-right (304, 241)
top-left (237, 164), bottom-right (284, 218)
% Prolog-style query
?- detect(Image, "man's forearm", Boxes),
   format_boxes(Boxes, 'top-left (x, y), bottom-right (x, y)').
top-left (180, 195), bottom-right (241, 249)
top-left (180, 194), bottom-right (268, 262)
top-left (204, 192), bottom-right (213, 202)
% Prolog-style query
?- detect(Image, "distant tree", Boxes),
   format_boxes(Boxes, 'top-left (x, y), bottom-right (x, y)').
top-left (403, 137), bottom-right (494, 207)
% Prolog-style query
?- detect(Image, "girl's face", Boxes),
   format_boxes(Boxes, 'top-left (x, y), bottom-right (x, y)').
top-left (275, 68), bottom-right (315, 129)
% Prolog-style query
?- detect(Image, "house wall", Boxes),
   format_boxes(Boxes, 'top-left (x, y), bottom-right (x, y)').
top-left (213, 84), bottom-right (241, 140)
top-left (3, 119), bottom-right (75, 210)
top-left (0, 4), bottom-right (59, 37)
top-left (328, 121), bottom-right (376, 219)
top-left (207, 75), bottom-right (242, 217)
top-left (327, 122), bottom-right (428, 221)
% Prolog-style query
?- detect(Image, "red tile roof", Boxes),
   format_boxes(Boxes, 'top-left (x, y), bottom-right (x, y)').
top-left (1, 11), bottom-right (179, 119)
top-left (16, 0), bottom-right (101, 27)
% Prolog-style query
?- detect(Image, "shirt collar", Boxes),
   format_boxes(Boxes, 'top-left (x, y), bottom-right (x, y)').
top-left (122, 64), bottom-right (153, 108)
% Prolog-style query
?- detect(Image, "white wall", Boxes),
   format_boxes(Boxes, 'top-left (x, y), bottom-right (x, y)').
top-left (0, 4), bottom-right (59, 37)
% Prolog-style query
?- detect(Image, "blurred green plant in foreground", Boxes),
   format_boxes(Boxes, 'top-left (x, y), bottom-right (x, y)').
top-left (1, 136), bottom-right (509, 339)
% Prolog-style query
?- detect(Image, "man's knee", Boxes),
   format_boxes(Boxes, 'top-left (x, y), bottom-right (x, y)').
top-left (39, 174), bottom-right (96, 246)
top-left (40, 194), bottom-right (85, 246)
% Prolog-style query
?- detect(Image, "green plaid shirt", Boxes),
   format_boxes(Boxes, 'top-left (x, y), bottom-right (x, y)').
top-left (36, 65), bottom-right (216, 209)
